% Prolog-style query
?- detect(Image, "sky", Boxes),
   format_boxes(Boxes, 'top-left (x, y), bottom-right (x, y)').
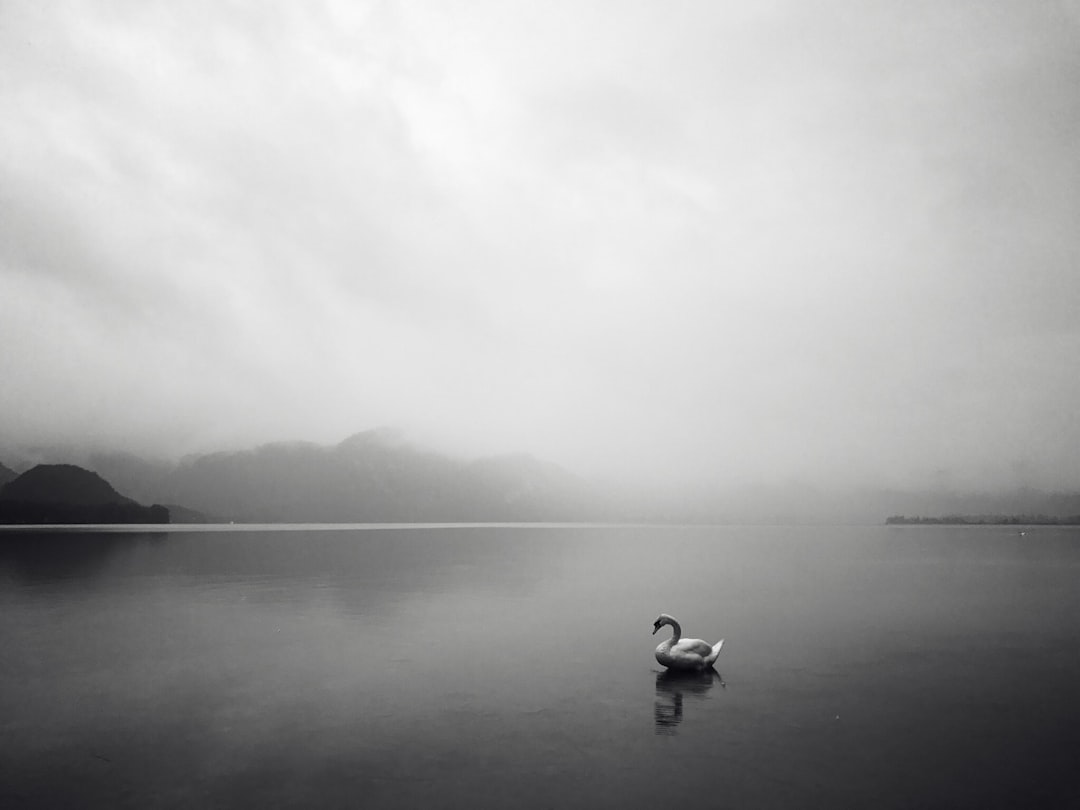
top-left (2, 0), bottom-right (1079, 491)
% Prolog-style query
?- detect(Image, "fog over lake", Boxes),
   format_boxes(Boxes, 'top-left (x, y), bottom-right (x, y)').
top-left (2, 524), bottom-right (1078, 808)
top-left (2, 1), bottom-right (1079, 493)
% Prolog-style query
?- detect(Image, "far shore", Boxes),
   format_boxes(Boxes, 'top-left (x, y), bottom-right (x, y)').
top-left (886, 515), bottom-right (1080, 526)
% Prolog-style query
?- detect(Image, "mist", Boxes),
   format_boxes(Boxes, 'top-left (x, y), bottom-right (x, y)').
top-left (2, 1), bottom-right (1079, 494)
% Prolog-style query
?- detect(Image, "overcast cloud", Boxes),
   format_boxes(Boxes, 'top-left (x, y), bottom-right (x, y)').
top-left (2, 0), bottom-right (1079, 490)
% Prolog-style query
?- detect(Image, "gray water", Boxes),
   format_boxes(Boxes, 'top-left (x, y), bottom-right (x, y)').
top-left (1, 524), bottom-right (1078, 808)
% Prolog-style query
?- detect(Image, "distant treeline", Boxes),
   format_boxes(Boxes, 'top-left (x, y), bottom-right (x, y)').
top-left (885, 514), bottom-right (1080, 526)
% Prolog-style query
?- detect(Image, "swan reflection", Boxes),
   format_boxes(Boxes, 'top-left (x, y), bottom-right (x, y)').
top-left (654, 668), bottom-right (724, 735)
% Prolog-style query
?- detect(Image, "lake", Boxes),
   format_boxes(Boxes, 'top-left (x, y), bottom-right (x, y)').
top-left (1, 524), bottom-right (1078, 808)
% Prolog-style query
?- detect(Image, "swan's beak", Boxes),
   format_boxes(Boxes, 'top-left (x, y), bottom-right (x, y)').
top-left (652, 622), bottom-right (660, 635)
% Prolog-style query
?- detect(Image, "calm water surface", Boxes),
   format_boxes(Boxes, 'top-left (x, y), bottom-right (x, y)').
top-left (1, 524), bottom-right (1078, 808)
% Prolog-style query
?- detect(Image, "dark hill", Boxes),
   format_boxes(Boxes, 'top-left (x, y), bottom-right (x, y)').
top-left (0, 464), bottom-right (169, 524)
top-left (1, 464), bottom-right (132, 505)
top-left (0, 461), bottom-right (16, 488)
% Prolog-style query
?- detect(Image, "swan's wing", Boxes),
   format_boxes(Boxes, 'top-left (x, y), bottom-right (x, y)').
top-left (661, 646), bottom-right (706, 669)
top-left (673, 638), bottom-right (714, 657)
top-left (705, 639), bottom-right (724, 665)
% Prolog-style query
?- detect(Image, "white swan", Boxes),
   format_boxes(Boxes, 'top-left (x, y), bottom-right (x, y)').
top-left (652, 613), bottom-right (724, 671)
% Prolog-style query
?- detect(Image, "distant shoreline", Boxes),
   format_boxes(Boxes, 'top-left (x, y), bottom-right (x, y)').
top-left (885, 515), bottom-right (1080, 526)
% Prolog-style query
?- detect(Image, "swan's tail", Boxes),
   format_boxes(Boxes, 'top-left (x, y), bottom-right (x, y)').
top-left (705, 639), bottom-right (724, 666)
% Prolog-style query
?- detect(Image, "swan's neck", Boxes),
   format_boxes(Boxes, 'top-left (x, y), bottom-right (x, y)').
top-left (666, 620), bottom-right (682, 642)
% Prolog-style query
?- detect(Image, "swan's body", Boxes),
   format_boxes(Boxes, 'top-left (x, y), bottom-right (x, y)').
top-left (652, 613), bottom-right (724, 671)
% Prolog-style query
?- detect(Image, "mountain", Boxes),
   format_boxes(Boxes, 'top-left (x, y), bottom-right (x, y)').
top-left (7, 433), bottom-right (1078, 525)
top-left (149, 430), bottom-right (599, 523)
top-left (0, 464), bottom-right (169, 524)
top-left (0, 461), bottom-right (17, 488)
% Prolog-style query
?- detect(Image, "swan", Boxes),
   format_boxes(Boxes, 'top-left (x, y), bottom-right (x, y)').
top-left (652, 613), bottom-right (724, 671)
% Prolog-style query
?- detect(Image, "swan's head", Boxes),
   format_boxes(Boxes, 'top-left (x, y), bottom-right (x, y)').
top-left (652, 613), bottom-right (675, 635)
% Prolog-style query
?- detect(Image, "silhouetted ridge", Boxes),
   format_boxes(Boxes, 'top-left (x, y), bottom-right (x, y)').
top-left (1, 464), bottom-right (130, 505)
top-left (0, 464), bottom-right (169, 524)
